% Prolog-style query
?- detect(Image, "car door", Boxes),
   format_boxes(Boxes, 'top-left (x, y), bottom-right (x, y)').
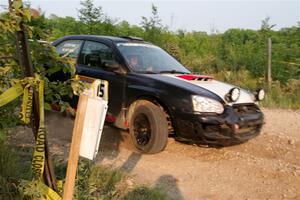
top-left (76, 40), bottom-right (126, 118)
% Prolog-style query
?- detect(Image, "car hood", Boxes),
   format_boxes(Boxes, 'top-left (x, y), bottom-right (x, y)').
top-left (147, 73), bottom-right (255, 104)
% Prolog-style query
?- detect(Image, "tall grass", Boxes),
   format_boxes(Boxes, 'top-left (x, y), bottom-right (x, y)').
top-left (74, 160), bottom-right (123, 199)
top-left (70, 159), bottom-right (167, 200)
top-left (0, 142), bottom-right (22, 200)
top-left (123, 186), bottom-right (166, 200)
top-left (261, 79), bottom-right (300, 109)
top-left (0, 152), bottom-right (167, 200)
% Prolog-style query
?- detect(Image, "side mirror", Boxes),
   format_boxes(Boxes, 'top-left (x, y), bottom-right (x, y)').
top-left (103, 62), bottom-right (127, 75)
top-left (104, 62), bottom-right (119, 70)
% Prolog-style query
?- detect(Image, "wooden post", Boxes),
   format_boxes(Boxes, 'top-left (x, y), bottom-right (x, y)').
top-left (8, 0), bottom-right (57, 190)
top-left (267, 37), bottom-right (272, 85)
top-left (63, 95), bottom-right (88, 200)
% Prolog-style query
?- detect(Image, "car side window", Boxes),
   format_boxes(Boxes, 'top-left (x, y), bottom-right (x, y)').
top-left (78, 41), bottom-right (118, 68)
top-left (56, 40), bottom-right (83, 59)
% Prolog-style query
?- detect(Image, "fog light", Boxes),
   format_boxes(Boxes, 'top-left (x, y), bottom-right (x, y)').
top-left (256, 89), bottom-right (265, 101)
top-left (226, 87), bottom-right (240, 102)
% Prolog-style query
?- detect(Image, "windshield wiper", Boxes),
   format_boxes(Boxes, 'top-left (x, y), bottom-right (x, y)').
top-left (159, 70), bottom-right (190, 74)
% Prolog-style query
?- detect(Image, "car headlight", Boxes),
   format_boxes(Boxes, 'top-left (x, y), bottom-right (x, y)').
top-left (192, 95), bottom-right (224, 114)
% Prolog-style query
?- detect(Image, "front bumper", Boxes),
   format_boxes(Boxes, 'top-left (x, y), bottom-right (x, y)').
top-left (174, 104), bottom-right (264, 146)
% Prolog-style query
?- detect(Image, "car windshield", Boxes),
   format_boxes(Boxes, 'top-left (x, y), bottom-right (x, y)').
top-left (116, 43), bottom-right (191, 74)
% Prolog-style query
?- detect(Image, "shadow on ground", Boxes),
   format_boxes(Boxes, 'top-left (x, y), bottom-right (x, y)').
top-left (154, 174), bottom-right (184, 200)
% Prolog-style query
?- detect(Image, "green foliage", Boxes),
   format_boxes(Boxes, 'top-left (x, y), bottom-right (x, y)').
top-left (0, 176), bottom-right (21, 200)
top-left (141, 4), bottom-right (165, 45)
top-left (0, 142), bottom-right (23, 200)
top-left (141, 4), bottom-right (162, 30)
top-left (0, 0), bottom-right (81, 127)
top-left (19, 180), bottom-right (47, 199)
top-left (78, 0), bottom-right (103, 24)
top-left (115, 21), bottom-right (144, 39)
top-left (0, 143), bottom-right (19, 180)
top-left (0, 100), bottom-right (19, 140)
top-left (88, 165), bottom-right (122, 198)
top-left (72, 160), bottom-right (167, 200)
top-left (0, 1), bottom-right (82, 199)
top-left (123, 186), bottom-right (166, 200)
top-left (0, 3), bottom-right (27, 140)
top-left (0, 55), bottom-right (20, 139)
top-left (47, 16), bottom-right (85, 40)
top-left (261, 16), bottom-right (276, 31)
top-left (261, 79), bottom-right (300, 109)
top-left (78, 0), bottom-right (104, 34)
top-left (77, 0), bottom-right (117, 35)
top-left (74, 160), bottom-right (122, 200)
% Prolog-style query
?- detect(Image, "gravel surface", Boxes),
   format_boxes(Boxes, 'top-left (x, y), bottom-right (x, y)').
top-left (10, 109), bottom-right (300, 200)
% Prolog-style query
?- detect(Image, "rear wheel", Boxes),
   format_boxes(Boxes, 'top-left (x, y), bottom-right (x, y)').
top-left (129, 100), bottom-right (169, 154)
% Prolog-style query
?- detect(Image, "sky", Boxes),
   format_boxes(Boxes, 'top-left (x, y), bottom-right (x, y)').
top-left (1, 0), bottom-right (299, 33)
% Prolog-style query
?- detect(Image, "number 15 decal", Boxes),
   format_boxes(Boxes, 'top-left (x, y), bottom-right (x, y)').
top-left (75, 75), bottom-right (109, 101)
top-left (97, 84), bottom-right (104, 98)
top-left (95, 80), bottom-right (109, 101)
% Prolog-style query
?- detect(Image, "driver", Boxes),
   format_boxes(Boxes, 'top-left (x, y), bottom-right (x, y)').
top-left (127, 54), bottom-right (154, 72)
top-left (126, 54), bottom-right (141, 71)
top-left (130, 55), bottom-right (139, 68)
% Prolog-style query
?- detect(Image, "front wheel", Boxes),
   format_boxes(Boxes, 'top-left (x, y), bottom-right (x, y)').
top-left (129, 100), bottom-right (169, 154)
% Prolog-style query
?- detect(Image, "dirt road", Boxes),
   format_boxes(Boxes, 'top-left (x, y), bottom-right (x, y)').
top-left (12, 109), bottom-right (300, 199)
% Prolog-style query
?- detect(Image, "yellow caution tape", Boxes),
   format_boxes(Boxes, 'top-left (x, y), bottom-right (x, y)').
top-left (0, 76), bottom-right (62, 200)
top-left (0, 77), bottom-right (37, 125)
top-left (0, 82), bottom-right (23, 107)
top-left (42, 183), bottom-right (62, 200)
top-left (19, 180), bottom-right (62, 200)
top-left (20, 81), bottom-right (34, 124)
top-left (56, 180), bottom-right (63, 195)
top-left (32, 79), bottom-right (45, 179)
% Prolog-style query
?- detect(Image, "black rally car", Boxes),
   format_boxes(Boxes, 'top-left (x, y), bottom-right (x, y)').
top-left (52, 35), bottom-right (264, 153)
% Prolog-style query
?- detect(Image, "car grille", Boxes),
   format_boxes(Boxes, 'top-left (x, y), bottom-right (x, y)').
top-left (232, 104), bottom-right (260, 115)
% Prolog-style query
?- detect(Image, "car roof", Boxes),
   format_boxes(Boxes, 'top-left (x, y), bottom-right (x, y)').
top-left (52, 35), bottom-right (146, 46)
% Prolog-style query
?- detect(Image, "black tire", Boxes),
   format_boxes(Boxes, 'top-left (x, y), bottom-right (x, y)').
top-left (129, 100), bottom-right (169, 154)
